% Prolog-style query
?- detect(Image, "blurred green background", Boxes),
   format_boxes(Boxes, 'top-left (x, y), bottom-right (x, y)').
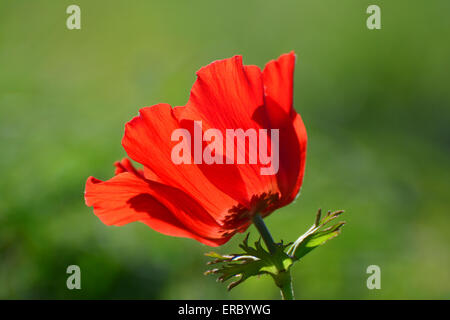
top-left (1, 0), bottom-right (449, 299)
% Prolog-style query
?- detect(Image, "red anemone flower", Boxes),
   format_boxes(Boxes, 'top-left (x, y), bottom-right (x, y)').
top-left (85, 52), bottom-right (307, 246)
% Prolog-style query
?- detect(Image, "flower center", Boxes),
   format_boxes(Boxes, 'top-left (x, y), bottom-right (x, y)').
top-left (219, 192), bottom-right (280, 236)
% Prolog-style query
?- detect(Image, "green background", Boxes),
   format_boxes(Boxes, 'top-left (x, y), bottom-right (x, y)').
top-left (1, 0), bottom-right (449, 299)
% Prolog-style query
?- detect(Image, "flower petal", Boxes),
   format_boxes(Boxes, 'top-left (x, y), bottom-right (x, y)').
top-left (184, 56), bottom-right (266, 131)
top-left (122, 103), bottom-right (247, 221)
top-left (180, 57), bottom-right (279, 203)
top-left (85, 172), bottom-right (230, 246)
top-left (262, 51), bottom-right (296, 116)
top-left (114, 157), bottom-right (161, 182)
top-left (278, 113), bottom-right (307, 204)
top-left (259, 52), bottom-right (308, 204)
top-left (114, 158), bottom-right (143, 177)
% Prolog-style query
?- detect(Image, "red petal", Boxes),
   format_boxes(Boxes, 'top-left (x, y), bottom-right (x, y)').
top-left (114, 157), bottom-right (161, 182)
top-left (278, 113), bottom-right (307, 205)
top-left (114, 158), bottom-right (142, 177)
top-left (122, 103), bottom-right (247, 222)
top-left (180, 57), bottom-right (279, 203)
top-left (262, 51), bottom-right (296, 116)
top-left (261, 52), bottom-right (307, 204)
top-left (85, 173), bottom-right (230, 246)
top-left (184, 56), bottom-right (265, 131)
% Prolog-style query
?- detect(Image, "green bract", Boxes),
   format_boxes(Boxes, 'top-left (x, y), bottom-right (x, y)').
top-left (205, 209), bottom-right (346, 298)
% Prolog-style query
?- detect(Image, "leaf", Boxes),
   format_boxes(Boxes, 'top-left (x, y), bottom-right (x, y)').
top-left (204, 234), bottom-right (293, 290)
top-left (288, 209), bottom-right (346, 261)
top-left (205, 209), bottom-right (346, 291)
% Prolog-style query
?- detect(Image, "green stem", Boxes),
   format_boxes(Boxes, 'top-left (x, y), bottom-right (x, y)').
top-left (278, 271), bottom-right (294, 300)
top-left (252, 214), bottom-right (295, 300)
top-left (252, 214), bottom-right (277, 254)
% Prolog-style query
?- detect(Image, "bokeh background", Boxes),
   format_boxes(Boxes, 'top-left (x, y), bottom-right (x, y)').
top-left (1, 0), bottom-right (449, 299)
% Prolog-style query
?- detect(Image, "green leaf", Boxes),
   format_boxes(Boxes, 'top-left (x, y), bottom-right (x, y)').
top-left (288, 209), bottom-right (346, 261)
top-left (205, 209), bottom-right (345, 292)
top-left (204, 234), bottom-right (293, 290)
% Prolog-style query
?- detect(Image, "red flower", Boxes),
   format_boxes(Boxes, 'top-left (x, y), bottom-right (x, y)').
top-left (85, 52), bottom-right (307, 246)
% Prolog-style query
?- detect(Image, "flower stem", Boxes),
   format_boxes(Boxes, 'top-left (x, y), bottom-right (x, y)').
top-left (252, 214), bottom-right (277, 254)
top-left (251, 214), bottom-right (295, 300)
top-left (278, 271), bottom-right (294, 300)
